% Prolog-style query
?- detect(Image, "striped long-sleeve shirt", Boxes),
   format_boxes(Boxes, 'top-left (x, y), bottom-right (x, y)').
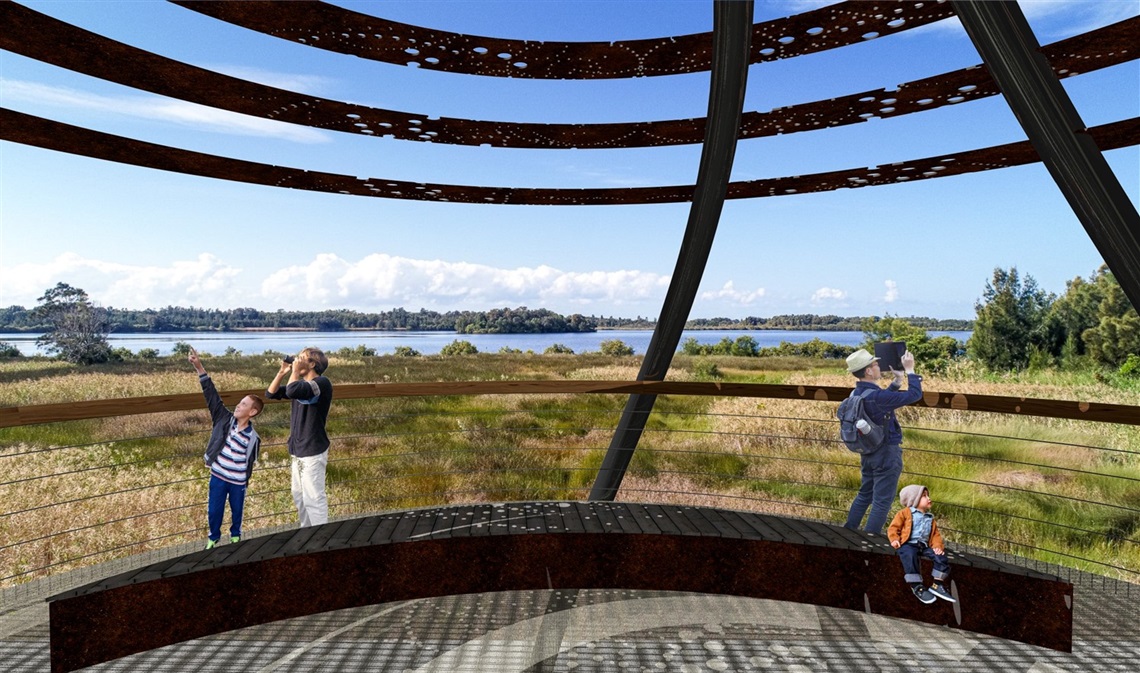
top-left (211, 422), bottom-right (254, 486)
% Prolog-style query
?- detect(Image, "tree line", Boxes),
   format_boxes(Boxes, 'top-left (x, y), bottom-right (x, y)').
top-left (0, 302), bottom-right (599, 335)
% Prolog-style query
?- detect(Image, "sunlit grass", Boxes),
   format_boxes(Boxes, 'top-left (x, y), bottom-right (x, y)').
top-left (3, 352), bottom-right (1140, 587)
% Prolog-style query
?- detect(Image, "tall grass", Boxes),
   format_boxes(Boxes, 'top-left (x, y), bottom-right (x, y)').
top-left (2, 352), bottom-right (1140, 588)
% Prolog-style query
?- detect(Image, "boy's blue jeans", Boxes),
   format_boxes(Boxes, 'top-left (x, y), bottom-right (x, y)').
top-left (897, 541), bottom-right (951, 584)
top-left (844, 444), bottom-right (903, 534)
top-left (207, 475), bottom-right (246, 542)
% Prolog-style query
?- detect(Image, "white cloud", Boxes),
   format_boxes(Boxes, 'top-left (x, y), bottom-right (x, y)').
top-left (700, 281), bottom-right (766, 305)
top-left (884, 280), bottom-right (899, 303)
top-left (1, 79), bottom-right (330, 143)
top-left (811, 287), bottom-right (847, 304)
top-left (261, 253), bottom-right (672, 311)
top-left (0, 253), bottom-right (243, 308)
top-left (203, 65), bottom-right (335, 94)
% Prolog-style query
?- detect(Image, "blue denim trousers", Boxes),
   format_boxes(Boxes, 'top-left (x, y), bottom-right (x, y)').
top-left (843, 443), bottom-right (903, 534)
top-left (207, 474), bottom-right (247, 542)
top-left (897, 541), bottom-right (951, 584)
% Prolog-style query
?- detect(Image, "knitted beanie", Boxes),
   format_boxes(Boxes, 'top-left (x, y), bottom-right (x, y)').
top-left (899, 484), bottom-right (927, 508)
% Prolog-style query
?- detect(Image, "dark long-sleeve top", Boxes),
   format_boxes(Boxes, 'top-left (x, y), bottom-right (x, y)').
top-left (266, 376), bottom-right (333, 457)
top-left (852, 373), bottom-right (923, 445)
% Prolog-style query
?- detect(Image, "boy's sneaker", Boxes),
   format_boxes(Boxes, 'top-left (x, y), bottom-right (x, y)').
top-left (230, 536), bottom-right (241, 544)
top-left (205, 539), bottom-right (217, 550)
top-left (911, 584), bottom-right (937, 604)
top-left (929, 582), bottom-right (957, 603)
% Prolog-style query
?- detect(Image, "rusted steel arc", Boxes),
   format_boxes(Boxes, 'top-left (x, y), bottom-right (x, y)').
top-left (3, 380), bottom-right (1140, 428)
top-left (171, 0), bottom-right (955, 80)
top-left (2, 3), bottom-right (1134, 149)
top-left (3, 107), bottom-right (1136, 205)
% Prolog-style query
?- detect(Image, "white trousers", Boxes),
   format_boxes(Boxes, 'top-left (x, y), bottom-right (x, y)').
top-left (291, 452), bottom-right (329, 527)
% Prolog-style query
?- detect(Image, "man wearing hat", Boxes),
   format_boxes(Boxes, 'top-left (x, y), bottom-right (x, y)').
top-left (842, 347), bottom-right (923, 534)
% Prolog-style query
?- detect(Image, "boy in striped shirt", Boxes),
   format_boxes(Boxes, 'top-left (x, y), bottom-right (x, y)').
top-left (189, 347), bottom-right (263, 550)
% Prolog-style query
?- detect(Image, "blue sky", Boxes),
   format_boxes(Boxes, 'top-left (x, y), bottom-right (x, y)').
top-left (1, 0), bottom-right (1137, 320)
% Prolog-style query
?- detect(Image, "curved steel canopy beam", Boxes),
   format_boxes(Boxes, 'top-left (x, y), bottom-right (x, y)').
top-left (590, 1), bottom-right (751, 501)
top-left (3, 3), bottom-right (1134, 149)
top-left (3, 108), bottom-right (1136, 206)
top-left (172, 0), bottom-right (954, 80)
top-left (6, 4), bottom-right (1138, 151)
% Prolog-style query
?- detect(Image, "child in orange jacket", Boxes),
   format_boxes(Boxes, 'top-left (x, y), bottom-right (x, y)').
top-left (887, 484), bottom-right (956, 604)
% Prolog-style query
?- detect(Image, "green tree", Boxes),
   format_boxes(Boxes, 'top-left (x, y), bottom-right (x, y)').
top-left (1041, 265), bottom-right (1111, 364)
top-left (860, 316), bottom-right (960, 370)
top-left (393, 346), bottom-right (421, 357)
top-left (0, 341), bottom-right (22, 357)
top-left (968, 268), bottom-right (1053, 371)
top-left (598, 339), bottom-right (634, 356)
top-left (1082, 280), bottom-right (1140, 367)
top-left (730, 335), bottom-right (759, 357)
top-left (440, 340), bottom-right (478, 356)
top-left (34, 283), bottom-right (112, 364)
top-left (544, 343), bottom-right (574, 355)
top-left (171, 341), bottom-right (193, 357)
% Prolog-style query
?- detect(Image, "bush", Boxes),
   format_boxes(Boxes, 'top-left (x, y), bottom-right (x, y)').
top-left (0, 341), bottom-right (21, 358)
top-left (393, 346), bottom-right (421, 357)
top-left (223, 346), bottom-right (242, 357)
top-left (544, 343), bottom-right (574, 355)
top-left (1119, 354), bottom-right (1140, 377)
top-left (335, 344), bottom-right (377, 357)
top-left (137, 348), bottom-right (159, 359)
top-left (693, 359), bottom-right (722, 380)
top-left (171, 341), bottom-right (192, 357)
top-left (498, 346), bottom-right (523, 354)
top-left (440, 340), bottom-right (478, 356)
top-left (599, 339), bottom-right (634, 356)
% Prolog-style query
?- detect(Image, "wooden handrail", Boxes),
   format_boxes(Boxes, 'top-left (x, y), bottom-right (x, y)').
top-left (3, 380), bottom-right (1140, 428)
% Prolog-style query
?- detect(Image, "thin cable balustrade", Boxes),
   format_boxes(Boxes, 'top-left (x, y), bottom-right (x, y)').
top-left (3, 382), bottom-right (1139, 588)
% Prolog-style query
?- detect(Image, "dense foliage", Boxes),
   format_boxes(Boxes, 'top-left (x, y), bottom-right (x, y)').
top-left (970, 265), bottom-right (1140, 371)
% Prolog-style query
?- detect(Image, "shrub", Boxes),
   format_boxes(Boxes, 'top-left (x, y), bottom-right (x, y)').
top-left (0, 341), bottom-right (22, 358)
top-left (498, 346), bottom-right (523, 354)
top-left (171, 341), bottom-right (192, 357)
top-left (693, 359), bottom-right (722, 380)
top-left (137, 348), bottom-right (159, 359)
top-left (440, 340), bottom-right (478, 356)
top-left (599, 339), bottom-right (634, 356)
top-left (544, 343), bottom-right (574, 355)
top-left (335, 344), bottom-right (377, 357)
top-left (1119, 354), bottom-right (1140, 378)
top-left (223, 346), bottom-right (242, 357)
top-left (393, 346), bottom-right (421, 357)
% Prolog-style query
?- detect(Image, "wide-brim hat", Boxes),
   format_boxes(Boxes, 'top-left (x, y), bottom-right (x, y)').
top-left (846, 348), bottom-right (879, 373)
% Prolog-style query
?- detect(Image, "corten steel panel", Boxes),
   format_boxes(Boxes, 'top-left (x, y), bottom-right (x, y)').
top-left (2, 3), bottom-right (1134, 149)
top-left (173, 1), bottom-right (955, 80)
top-left (3, 109), bottom-right (1136, 206)
top-left (48, 512), bottom-right (1073, 672)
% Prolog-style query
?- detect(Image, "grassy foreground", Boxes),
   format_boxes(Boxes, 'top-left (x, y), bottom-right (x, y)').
top-left (2, 351), bottom-right (1140, 587)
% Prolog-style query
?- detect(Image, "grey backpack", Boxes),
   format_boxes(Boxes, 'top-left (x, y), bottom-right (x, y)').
top-left (837, 388), bottom-right (886, 454)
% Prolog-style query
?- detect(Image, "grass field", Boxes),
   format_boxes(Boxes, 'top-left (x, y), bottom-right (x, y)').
top-left (2, 350), bottom-right (1140, 587)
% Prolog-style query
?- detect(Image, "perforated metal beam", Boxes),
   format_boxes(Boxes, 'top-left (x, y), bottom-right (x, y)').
top-left (952, 0), bottom-right (1140, 310)
top-left (589, 1), bottom-right (752, 502)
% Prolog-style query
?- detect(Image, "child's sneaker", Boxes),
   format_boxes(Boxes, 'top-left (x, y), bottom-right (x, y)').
top-left (911, 584), bottom-right (937, 604)
top-left (230, 536), bottom-right (241, 544)
top-left (929, 582), bottom-right (957, 603)
top-left (205, 539), bottom-right (217, 550)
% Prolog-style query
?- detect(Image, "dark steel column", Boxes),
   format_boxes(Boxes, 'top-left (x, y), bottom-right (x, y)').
top-left (952, 0), bottom-right (1140, 309)
top-left (590, 1), bottom-right (752, 501)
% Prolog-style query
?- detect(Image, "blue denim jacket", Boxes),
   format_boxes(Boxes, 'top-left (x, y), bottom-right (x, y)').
top-left (907, 507), bottom-right (934, 545)
top-left (852, 373), bottom-right (923, 445)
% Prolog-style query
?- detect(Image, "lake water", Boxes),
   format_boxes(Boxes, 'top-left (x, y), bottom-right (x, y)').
top-left (0, 329), bottom-right (971, 356)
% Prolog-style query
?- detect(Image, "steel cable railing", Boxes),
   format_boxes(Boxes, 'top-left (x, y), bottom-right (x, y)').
top-left (4, 386), bottom-right (1140, 591)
